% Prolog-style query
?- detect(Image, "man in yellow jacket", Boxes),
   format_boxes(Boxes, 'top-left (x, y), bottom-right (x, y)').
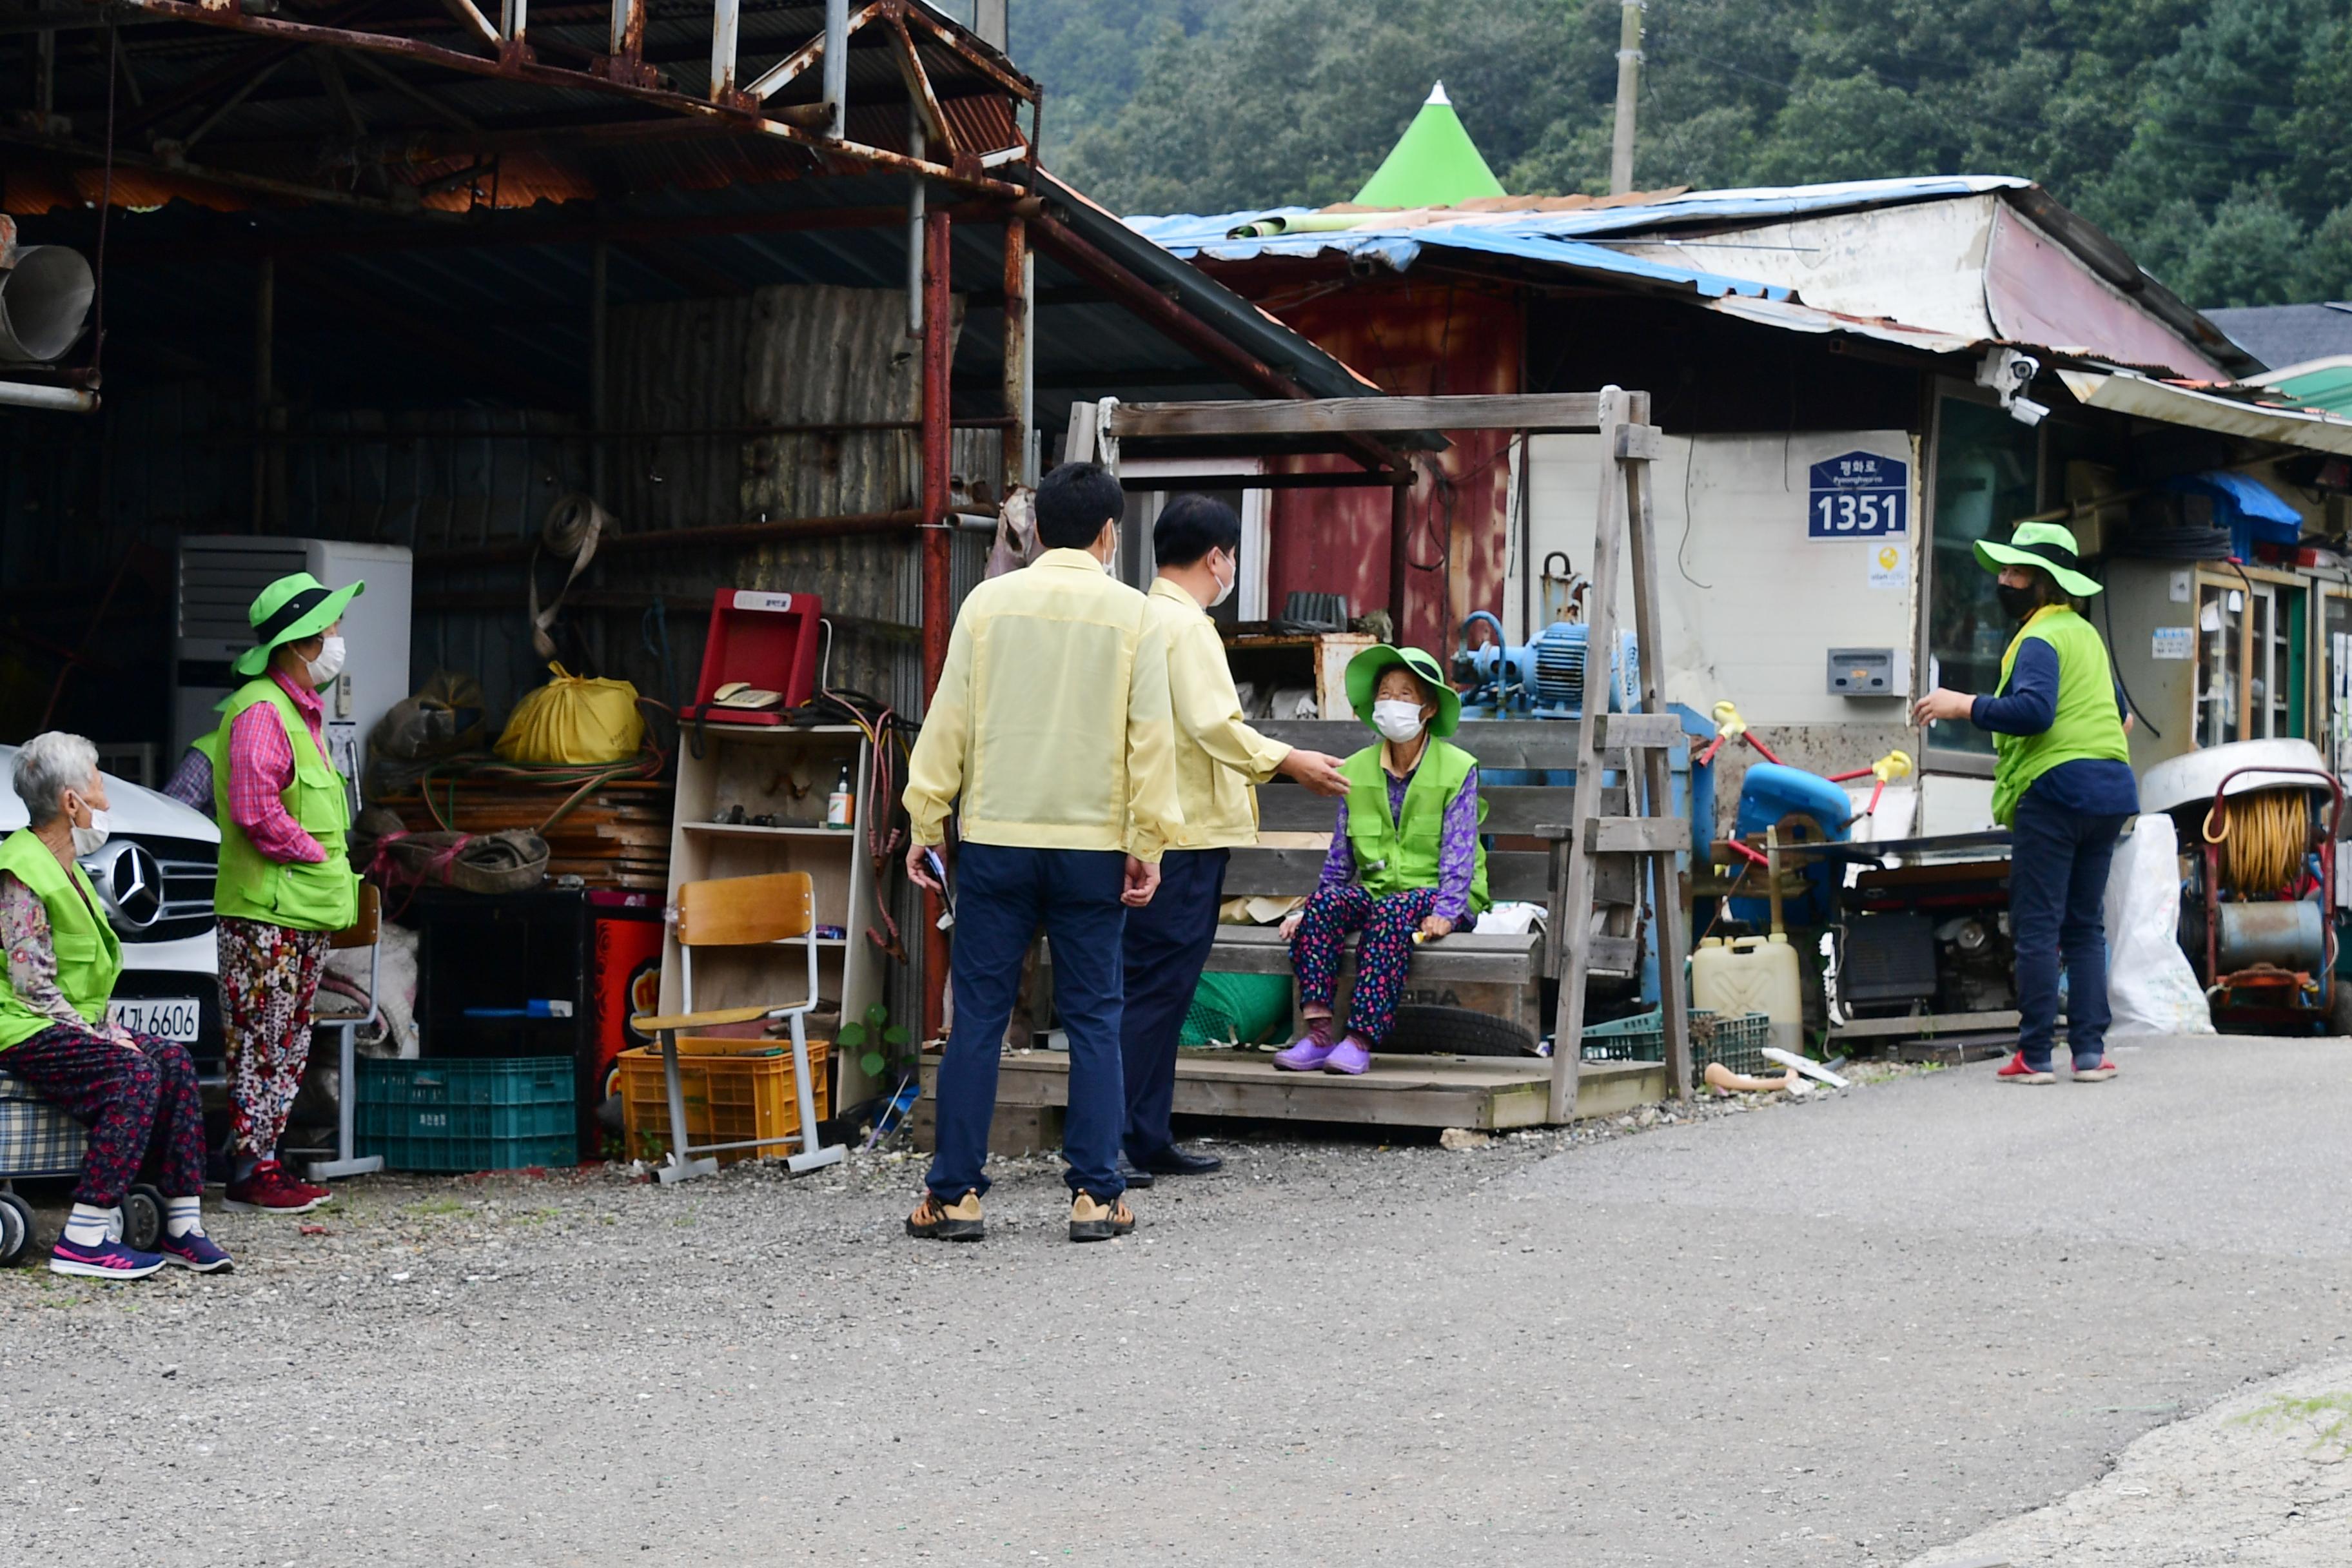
top-left (1118, 496), bottom-right (1345, 1187)
top-left (901, 461), bottom-right (1186, 1244)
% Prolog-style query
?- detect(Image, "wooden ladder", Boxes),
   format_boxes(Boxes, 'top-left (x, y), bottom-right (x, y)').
top-left (1547, 386), bottom-right (1693, 1121)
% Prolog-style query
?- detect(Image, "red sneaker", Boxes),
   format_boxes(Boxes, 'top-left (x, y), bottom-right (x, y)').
top-left (2072, 1057), bottom-right (2119, 1082)
top-left (1995, 1052), bottom-right (2055, 1085)
top-left (224, 1159), bottom-right (330, 1214)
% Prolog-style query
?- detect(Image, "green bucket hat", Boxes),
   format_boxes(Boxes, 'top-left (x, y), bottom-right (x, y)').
top-left (1345, 643), bottom-right (1462, 738)
top-left (1974, 520), bottom-right (2102, 598)
top-left (233, 571), bottom-right (366, 678)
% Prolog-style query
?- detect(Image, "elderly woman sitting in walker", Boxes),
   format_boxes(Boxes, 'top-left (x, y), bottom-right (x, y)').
top-left (0, 734), bottom-right (231, 1279)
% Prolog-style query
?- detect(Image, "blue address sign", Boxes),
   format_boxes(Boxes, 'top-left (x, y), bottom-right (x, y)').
top-left (1807, 451), bottom-right (1908, 538)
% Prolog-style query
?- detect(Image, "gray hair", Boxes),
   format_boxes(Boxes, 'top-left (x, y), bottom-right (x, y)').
top-left (12, 732), bottom-right (100, 828)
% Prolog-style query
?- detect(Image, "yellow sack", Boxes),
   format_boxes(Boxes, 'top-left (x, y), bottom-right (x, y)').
top-left (495, 663), bottom-right (645, 765)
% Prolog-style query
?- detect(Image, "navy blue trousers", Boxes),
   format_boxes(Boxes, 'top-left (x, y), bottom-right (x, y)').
top-left (1118, 847), bottom-right (1230, 1162)
top-left (925, 843), bottom-right (1129, 1201)
top-left (2010, 792), bottom-right (2132, 1070)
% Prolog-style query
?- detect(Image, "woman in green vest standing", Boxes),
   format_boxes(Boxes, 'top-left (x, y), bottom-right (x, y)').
top-left (195, 571), bottom-right (364, 1213)
top-left (1912, 521), bottom-right (2137, 1086)
top-left (1273, 645), bottom-right (1488, 1075)
top-left (1, 734), bottom-right (231, 1277)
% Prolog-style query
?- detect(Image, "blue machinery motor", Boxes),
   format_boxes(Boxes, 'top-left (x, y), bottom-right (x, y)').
top-left (1454, 610), bottom-right (1641, 721)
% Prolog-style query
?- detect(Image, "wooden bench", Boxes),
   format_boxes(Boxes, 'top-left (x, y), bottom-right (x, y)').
top-left (1214, 717), bottom-right (1654, 1055)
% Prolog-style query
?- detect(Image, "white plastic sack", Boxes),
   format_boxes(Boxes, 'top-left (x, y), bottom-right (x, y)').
top-left (2102, 813), bottom-right (2214, 1037)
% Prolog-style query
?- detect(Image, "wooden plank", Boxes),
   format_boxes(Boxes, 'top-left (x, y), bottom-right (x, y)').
top-left (1578, 934), bottom-right (1638, 974)
top-left (1255, 783), bottom-right (1622, 836)
top-left (1108, 393), bottom-right (1606, 440)
top-left (1549, 384), bottom-right (1631, 1124)
top-left (1255, 719), bottom-right (1587, 772)
top-left (1224, 847), bottom-right (1560, 902)
top-left (921, 1050), bottom-right (1663, 1128)
top-left (1829, 1008), bottom-right (2021, 1040)
top-left (1586, 816), bottom-right (1691, 853)
top-left (1594, 712), bottom-right (1686, 750)
top-left (1620, 389), bottom-right (1692, 1102)
top-left (1614, 421), bottom-right (1663, 460)
top-left (1206, 923), bottom-right (1540, 979)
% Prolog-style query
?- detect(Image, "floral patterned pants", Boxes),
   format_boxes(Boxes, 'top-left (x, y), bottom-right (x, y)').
top-left (218, 916), bottom-right (330, 1158)
top-left (1289, 883), bottom-right (1448, 1047)
top-left (3, 1026), bottom-right (206, 1206)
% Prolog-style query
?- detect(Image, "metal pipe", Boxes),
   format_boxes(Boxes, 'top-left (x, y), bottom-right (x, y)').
top-left (251, 257), bottom-right (273, 531)
top-left (1389, 467), bottom-right (1413, 635)
top-left (502, 0), bottom-right (527, 44)
top-left (919, 206), bottom-right (954, 1041)
top-left (820, 0), bottom-right (847, 137)
top-left (589, 237), bottom-right (609, 501)
top-left (1000, 215), bottom-right (1028, 495)
top-left (0, 381), bottom-right (97, 413)
top-left (709, 0), bottom-right (739, 98)
top-left (416, 509), bottom-right (926, 569)
top-left (905, 101), bottom-right (926, 337)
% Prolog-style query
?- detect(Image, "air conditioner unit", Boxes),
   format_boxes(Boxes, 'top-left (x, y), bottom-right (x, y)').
top-left (172, 537), bottom-right (414, 809)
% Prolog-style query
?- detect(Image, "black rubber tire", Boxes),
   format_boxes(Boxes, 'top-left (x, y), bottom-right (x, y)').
top-left (0, 1191), bottom-right (33, 1267)
top-left (124, 1184), bottom-right (165, 1253)
top-left (1383, 1004), bottom-right (1538, 1057)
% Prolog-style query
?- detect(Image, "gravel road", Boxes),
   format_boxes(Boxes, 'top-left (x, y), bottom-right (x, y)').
top-left (3, 1037), bottom-right (2347, 1567)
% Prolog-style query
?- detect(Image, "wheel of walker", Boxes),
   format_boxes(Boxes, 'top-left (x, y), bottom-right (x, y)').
top-left (0, 1190), bottom-right (34, 1267)
top-left (124, 1184), bottom-right (165, 1253)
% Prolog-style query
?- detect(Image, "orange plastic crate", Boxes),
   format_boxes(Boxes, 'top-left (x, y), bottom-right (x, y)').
top-left (618, 1035), bottom-right (831, 1166)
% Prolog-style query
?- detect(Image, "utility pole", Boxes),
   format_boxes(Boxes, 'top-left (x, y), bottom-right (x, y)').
top-left (1609, 0), bottom-right (1643, 195)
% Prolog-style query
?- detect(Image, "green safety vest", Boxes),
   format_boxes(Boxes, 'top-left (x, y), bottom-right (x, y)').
top-left (0, 828), bottom-right (123, 1051)
top-left (1988, 605), bottom-right (2133, 828)
top-left (197, 678), bottom-right (359, 932)
top-left (1337, 740), bottom-right (1490, 914)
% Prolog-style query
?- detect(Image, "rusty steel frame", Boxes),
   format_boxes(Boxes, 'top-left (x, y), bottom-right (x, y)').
top-left (918, 204), bottom-right (956, 1039)
top-left (108, 0), bottom-right (1039, 202)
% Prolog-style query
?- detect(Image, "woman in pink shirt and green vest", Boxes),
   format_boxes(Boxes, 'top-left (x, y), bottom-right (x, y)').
top-left (193, 572), bottom-right (365, 1213)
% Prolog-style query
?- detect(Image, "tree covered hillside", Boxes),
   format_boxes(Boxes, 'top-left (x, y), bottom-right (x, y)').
top-left (1008, 0), bottom-right (2352, 309)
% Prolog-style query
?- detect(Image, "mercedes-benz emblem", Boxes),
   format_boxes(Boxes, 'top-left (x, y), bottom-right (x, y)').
top-left (80, 841), bottom-right (165, 931)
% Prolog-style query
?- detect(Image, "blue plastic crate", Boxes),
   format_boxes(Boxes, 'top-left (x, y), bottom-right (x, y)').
top-left (357, 1057), bottom-right (576, 1173)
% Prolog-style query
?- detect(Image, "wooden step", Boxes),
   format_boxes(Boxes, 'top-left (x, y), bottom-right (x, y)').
top-left (916, 1049), bottom-right (1663, 1152)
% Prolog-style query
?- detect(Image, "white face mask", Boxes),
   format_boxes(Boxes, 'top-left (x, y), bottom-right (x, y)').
top-left (68, 799), bottom-right (109, 855)
top-left (1208, 551), bottom-right (1237, 609)
top-left (1372, 700), bottom-right (1426, 744)
top-left (305, 634), bottom-right (347, 686)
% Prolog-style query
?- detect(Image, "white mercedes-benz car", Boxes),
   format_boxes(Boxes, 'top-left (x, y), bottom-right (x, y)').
top-left (0, 747), bottom-right (220, 1068)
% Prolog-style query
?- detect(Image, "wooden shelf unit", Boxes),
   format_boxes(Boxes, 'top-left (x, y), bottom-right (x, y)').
top-left (660, 722), bottom-right (886, 1113)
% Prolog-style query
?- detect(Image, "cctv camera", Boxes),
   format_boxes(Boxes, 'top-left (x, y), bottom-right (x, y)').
top-left (2008, 396), bottom-right (2049, 427)
top-left (2006, 353), bottom-right (2041, 388)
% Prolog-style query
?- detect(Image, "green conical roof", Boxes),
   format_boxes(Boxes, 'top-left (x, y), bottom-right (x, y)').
top-left (1351, 83), bottom-right (1507, 208)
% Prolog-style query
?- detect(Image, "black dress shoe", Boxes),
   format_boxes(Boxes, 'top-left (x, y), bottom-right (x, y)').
top-left (1115, 1155), bottom-right (1156, 1189)
top-left (1140, 1144), bottom-right (1223, 1176)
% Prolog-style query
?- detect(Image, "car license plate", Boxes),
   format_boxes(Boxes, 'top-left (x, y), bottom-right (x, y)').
top-left (106, 997), bottom-right (202, 1043)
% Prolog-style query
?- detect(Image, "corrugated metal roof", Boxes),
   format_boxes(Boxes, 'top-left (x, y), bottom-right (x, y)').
top-left (2057, 369), bottom-right (2352, 458)
top-left (1126, 176), bottom-right (2035, 301)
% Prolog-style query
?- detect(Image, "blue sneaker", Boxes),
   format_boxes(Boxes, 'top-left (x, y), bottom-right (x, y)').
top-left (157, 1230), bottom-right (235, 1273)
top-left (49, 1236), bottom-right (166, 1280)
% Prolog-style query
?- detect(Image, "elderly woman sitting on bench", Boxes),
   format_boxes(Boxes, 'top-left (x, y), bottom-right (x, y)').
top-left (1273, 645), bottom-right (1489, 1076)
top-left (0, 734), bottom-right (231, 1279)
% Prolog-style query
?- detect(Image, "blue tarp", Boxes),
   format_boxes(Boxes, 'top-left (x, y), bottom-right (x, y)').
top-left (2168, 471), bottom-right (2303, 556)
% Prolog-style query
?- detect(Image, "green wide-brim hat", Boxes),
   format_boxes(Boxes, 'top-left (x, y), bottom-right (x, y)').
top-left (1974, 520), bottom-right (2102, 598)
top-left (232, 571), bottom-right (366, 678)
top-left (1345, 643), bottom-right (1462, 738)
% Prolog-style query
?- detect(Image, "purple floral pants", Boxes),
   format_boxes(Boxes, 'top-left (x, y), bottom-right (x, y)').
top-left (219, 916), bottom-right (330, 1158)
top-left (4, 1025), bottom-right (206, 1206)
top-left (1289, 883), bottom-right (1449, 1046)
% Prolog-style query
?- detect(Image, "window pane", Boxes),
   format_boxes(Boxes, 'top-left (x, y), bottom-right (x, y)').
top-left (1928, 398), bottom-right (2041, 756)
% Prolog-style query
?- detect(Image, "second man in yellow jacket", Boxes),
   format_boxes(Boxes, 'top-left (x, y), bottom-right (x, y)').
top-left (1119, 496), bottom-right (1346, 1186)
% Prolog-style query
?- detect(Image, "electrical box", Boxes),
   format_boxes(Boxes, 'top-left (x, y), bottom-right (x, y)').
top-left (1828, 647), bottom-right (1901, 697)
